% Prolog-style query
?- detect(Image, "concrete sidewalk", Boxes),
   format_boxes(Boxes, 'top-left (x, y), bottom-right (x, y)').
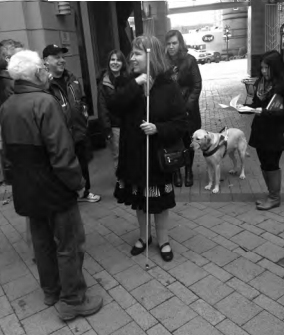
top-left (0, 61), bottom-right (284, 335)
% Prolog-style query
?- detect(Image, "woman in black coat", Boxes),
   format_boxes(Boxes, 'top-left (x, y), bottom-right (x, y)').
top-left (247, 50), bottom-right (284, 210)
top-left (165, 30), bottom-right (202, 187)
top-left (107, 35), bottom-right (188, 261)
top-left (98, 49), bottom-right (128, 169)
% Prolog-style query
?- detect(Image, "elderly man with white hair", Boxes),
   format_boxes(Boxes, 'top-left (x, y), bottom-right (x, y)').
top-left (0, 50), bottom-right (103, 321)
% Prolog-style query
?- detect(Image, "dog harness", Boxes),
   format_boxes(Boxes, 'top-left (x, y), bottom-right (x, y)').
top-left (203, 127), bottom-right (229, 158)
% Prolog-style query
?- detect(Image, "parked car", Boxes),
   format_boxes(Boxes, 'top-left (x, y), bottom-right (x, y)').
top-left (188, 49), bottom-right (221, 64)
top-left (203, 51), bottom-right (221, 64)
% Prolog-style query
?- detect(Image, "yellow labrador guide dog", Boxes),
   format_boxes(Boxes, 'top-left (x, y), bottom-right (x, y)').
top-left (191, 127), bottom-right (248, 193)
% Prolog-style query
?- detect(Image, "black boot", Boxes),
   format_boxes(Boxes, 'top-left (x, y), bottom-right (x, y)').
top-left (257, 170), bottom-right (281, 210)
top-left (185, 149), bottom-right (194, 187)
top-left (185, 165), bottom-right (193, 187)
top-left (173, 169), bottom-right (182, 187)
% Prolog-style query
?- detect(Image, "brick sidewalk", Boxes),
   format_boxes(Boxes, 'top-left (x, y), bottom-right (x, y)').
top-left (0, 62), bottom-right (284, 335)
top-left (1, 198), bottom-right (284, 335)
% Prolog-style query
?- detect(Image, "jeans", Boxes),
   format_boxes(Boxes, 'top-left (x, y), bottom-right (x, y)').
top-left (75, 140), bottom-right (91, 192)
top-left (109, 127), bottom-right (120, 170)
top-left (256, 148), bottom-right (282, 171)
top-left (30, 203), bottom-right (87, 305)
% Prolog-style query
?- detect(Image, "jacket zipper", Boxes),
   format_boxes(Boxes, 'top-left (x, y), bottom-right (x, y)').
top-left (69, 84), bottom-right (80, 103)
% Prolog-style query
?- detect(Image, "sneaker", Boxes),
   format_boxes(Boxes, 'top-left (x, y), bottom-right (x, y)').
top-left (44, 294), bottom-right (59, 306)
top-left (57, 295), bottom-right (103, 321)
top-left (78, 192), bottom-right (101, 203)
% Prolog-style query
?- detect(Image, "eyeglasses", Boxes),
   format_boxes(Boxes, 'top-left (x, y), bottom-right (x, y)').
top-left (37, 64), bottom-right (49, 72)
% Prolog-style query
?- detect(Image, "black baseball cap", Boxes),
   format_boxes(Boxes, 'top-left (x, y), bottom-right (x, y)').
top-left (42, 44), bottom-right (68, 58)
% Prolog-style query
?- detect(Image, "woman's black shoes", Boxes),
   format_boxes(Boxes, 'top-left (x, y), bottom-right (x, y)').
top-left (131, 238), bottom-right (173, 262)
top-left (159, 242), bottom-right (173, 262)
top-left (131, 236), bottom-right (152, 256)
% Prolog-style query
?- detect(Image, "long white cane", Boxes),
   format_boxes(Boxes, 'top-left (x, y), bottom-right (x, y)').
top-left (145, 48), bottom-right (151, 270)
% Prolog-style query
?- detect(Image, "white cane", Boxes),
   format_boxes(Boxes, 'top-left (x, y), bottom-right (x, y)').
top-left (145, 48), bottom-right (151, 270)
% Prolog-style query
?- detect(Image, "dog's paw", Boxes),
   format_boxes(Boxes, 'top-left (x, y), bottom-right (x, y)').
top-left (229, 169), bottom-right (237, 175)
top-left (204, 184), bottom-right (212, 191)
top-left (239, 174), bottom-right (246, 180)
top-left (212, 187), bottom-right (219, 193)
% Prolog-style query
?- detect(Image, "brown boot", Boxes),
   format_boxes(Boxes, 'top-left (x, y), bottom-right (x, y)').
top-left (257, 170), bottom-right (281, 210)
top-left (173, 169), bottom-right (182, 187)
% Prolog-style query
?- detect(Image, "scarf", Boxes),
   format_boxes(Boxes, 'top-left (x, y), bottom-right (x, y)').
top-left (256, 77), bottom-right (273, 101)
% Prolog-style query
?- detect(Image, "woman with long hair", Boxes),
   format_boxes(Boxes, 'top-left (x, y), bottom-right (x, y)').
top-left (165, 30), bottom-right (202, 188)
top-left (107, 35), bottom-right (188, 262)
top-left (248, 50), bottom-right (284, 210)
top-left (98, 49), bottom-right (128, 169)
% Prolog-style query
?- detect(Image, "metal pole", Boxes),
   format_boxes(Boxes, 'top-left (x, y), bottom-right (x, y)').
top-left (227, 36), bottom-right (229, 61)
top-left (145, 48), bottom-right (151, 270)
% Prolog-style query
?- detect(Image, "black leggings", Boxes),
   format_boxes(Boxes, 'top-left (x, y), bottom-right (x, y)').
top-left (256, 148), bottom-right (282, 171)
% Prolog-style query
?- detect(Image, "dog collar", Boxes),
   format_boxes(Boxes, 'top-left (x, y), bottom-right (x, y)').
top-left (203, 135), bottom-right (228, 158)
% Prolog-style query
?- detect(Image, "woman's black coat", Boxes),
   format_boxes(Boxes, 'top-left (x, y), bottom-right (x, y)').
top-left (248, 79), bottom-right (284, 151)
top-left (107, 73), bottom-right (188, 187)
top-left (97, 71), bottom-right (129, 138)
top-left (169, 54), bottom-right (202, 135)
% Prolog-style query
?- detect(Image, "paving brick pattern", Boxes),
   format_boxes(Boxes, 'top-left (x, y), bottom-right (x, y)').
top-left (1, 60), bottom-right (284, 334)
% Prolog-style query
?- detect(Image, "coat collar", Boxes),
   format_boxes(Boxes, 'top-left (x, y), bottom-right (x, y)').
top-left (50, 69), bottom-right (74, 86)
top-left (102, 73), bottom-right (115, 89)
top-left (14, 80), bottom-right (49, 94)
top-left (0, 69), bottom-right (13, 80)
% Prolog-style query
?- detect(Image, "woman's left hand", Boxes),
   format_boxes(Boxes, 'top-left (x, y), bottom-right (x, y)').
top-left (140, 120), bottom-right (157, 135)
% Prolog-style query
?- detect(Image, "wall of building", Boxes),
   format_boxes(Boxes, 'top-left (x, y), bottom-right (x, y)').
top-left (249, 0), bottom-right (266, 76)
top-left (143, 1), bottom-right (170, 42)
top-left (0, 0), bottom-right (82, 82)
top-left (223, 7), bottom-right (248, 56)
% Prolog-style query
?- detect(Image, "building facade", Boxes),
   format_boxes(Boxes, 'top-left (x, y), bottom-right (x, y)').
top-left (0, 0), bottom-right (137, 117)
top-left (1, 0), bottom-right (284, 115)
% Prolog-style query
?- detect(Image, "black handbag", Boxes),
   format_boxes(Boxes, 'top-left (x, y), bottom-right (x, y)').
top-left (158, 139), bottom-right (189, 173)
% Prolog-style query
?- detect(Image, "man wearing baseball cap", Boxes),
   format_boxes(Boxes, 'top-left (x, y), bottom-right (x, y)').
top-left (43, 44), bottom-right (101, 203)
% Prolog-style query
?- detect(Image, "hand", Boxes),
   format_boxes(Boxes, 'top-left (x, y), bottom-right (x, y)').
top-left (140, 120), bottom-right (157, 135)
top-left (135, 74), bottom-right (148, 86)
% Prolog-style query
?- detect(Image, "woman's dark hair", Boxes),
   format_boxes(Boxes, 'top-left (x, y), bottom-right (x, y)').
top-left (260, 50), bottom-right (284, 85)
top-left (106, 49), bottom-right (128, 84)
top-left (165, 30), bottom-right (188, 59)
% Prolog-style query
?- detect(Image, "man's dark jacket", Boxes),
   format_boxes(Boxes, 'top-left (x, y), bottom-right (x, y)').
top-left (49, 70), bottom-right (88, 144)
top-left (0, 70), bottom-right (14, 106)
top-left (0, 81), bottom-right (84, 218)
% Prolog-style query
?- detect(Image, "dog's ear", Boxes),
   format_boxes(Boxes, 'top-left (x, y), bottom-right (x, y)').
top-left (205, 132), bottom-right (212, 145)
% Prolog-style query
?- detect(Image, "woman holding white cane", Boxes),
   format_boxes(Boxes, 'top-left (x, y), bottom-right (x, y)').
top-left (108, 35), bottom-right (187, 262)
